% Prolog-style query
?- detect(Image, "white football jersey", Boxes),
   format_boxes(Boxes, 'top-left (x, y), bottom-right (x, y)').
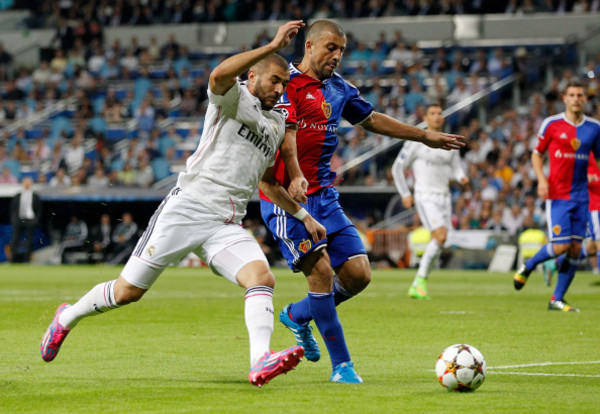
top-left (177, 80), bottom-right (286, 223)
top-left (392, 140), bottom-right (466, 197)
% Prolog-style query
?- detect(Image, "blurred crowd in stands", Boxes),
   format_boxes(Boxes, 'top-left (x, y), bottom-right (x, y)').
top-left (13, 0), bottom-right (600, 28)
top-left (0, 2), bottom-right (599, 243)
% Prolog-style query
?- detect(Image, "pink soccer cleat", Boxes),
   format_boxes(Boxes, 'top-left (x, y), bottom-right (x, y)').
top-left (248, 345), bottom-right (304, 387)
top-left (40, 303), bottom-right (71, 362)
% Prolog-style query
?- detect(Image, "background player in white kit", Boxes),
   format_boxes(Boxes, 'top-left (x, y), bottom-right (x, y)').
top-left (392, 104), bottom-right (468, 299)
top-left (40, 20), bottom-right (325, 388)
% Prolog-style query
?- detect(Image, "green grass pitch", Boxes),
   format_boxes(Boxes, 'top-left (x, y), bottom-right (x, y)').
top-left (1, 265), bottom-right (599, 413)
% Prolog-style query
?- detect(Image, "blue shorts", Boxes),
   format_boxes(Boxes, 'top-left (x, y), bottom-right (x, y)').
top-left (546, 199), bottom-right (589, 243)
top-left (260, 187), bottom-right (367, 272)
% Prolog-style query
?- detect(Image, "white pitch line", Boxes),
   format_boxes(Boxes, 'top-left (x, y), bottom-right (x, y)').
top-left (489, 371), bottom-right (600, 378)
top-left (489, 361), bottom-right (600, 370)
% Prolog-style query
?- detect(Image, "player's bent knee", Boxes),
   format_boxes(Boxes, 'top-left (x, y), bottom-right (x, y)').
top-left (236, 260), bottom-right (275, 289)
top-left (432, 227), bottom-right (448, 245)
top-left (337, 256), bottom-right (371, 293)
top-left (114, 284), bottom-right (147, 305)
top-left (553, 243), bottom-right (570, 256)
top-left (247, 269), bottom-right (275, 289)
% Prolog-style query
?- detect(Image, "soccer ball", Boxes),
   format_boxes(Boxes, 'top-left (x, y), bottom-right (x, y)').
top-left (435, 344), bottom-right (486, 392)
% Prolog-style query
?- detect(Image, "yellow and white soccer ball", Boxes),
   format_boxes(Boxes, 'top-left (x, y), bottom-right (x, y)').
top-left (435, 344), bottom-right (486, 392)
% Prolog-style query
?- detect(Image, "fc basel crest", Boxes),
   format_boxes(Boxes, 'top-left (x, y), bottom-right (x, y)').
top-left (298, 239), bottom-right (312, 253)
top-left (552, 224), bottom-right (562, 235)
top-left (321, 101), bottom-right (332, 119)
top-left (570, 138), bottom-right (581, 151)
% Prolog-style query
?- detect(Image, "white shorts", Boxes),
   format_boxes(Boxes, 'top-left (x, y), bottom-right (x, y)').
top-left (589, 210), bottom-right (600, 241)
top-left (414, 192), bottom-right (452, 232)
top-left (121, 188), bottom-right (268, 289)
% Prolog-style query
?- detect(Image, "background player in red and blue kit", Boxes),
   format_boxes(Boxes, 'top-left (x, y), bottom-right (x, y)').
top-left (259, 20), bottom-right (464, 383)
top-left (513, 79), bottom-right (600, 312)
top-left (584, 155), bottom-right (600, 272)
top-left (545, 154), bottom-right (600, 283)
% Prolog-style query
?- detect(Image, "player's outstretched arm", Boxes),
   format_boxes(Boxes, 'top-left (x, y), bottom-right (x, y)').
top-left (361, 112), bottom-right (465, 150)
top-left (259, 168), bottom-right (326, 242)
top-left (209, 20), bottom-right (305, 96)
top-left (281, 128), bottom-right (308, 204)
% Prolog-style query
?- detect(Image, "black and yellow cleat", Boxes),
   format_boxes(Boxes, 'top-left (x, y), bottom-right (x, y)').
top-left (548, 299), bottom-right (580, 312)
top-left (513, 263), bottom-right (531, 290)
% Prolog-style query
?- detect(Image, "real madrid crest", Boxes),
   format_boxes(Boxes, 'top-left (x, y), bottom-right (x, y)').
top-left (146, 245), bottom-right (156, 257)
top-left (321, 101), bottom-right (332, 119)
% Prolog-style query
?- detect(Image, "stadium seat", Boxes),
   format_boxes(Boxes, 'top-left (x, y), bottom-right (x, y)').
top-left (50, 116), bottom-right (73, 139)
top-left (105, 128), bottom-right (127, 141)
top-left (25, 129), bottom-right (43, 139)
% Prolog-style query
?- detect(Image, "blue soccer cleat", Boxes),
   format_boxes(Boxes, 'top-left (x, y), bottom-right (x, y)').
top-left (330, 361), bottom-right (363, 383)
top-left (279, 304), bottom-right (321, 362)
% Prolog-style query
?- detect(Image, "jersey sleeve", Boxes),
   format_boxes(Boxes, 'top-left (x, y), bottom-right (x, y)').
top-left (207, 79), bottom-right (241, 118)
top-left (341, 80), bottom-right (374, 125)
top-left (275, 90), bottom-right (297, 128)
top-left (391, 142), bottom-right (417, 198)
top-left (451, 150), bottom-right (467, 182)
top-left (534, 118), bottom-right (552, 154)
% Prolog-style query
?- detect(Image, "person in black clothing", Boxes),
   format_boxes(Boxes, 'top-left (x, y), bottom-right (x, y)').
top-left (59, 215), bottom-right (89, 264)
top-left (106, 212), bottom-right (138, 265)
top-left (10, 177), bottom-right (42, 262)
top-left (88, 213), bottom-right (113, 263)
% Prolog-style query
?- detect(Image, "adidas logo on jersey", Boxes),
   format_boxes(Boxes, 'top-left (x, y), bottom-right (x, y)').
top-left (306, 92), bottom-right (316, 100)
top-left (560, 132), bottom-right (568, 139)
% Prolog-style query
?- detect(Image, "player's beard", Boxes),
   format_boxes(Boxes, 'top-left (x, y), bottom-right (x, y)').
top-left (318, 61), bottom-right (338, 80)
top-left (255, 83), bottom-right (280, 110)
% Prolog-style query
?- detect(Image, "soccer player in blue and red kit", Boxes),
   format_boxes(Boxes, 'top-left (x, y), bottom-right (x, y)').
top-left (514, 79), bottom-right (600, 312)
top-left (259, 20), bottom-right (465, 383)
top-left (543, 154), bottom-right (600, 285)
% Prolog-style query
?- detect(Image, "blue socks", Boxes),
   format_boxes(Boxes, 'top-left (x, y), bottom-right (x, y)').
top-left (553, 256), bottom-right (578, 301)
top-left (308, 291), bottom-right (351, 368)
top-left (525, 243), bottom-right (557, 272)
top-left (287, 276), bottom-right (353, 325)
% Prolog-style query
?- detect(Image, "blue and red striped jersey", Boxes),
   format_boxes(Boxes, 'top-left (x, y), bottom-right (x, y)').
top-left (259, 63), bottom-right (373, 200)
top-left (534, 113), bottom-right (600, 202)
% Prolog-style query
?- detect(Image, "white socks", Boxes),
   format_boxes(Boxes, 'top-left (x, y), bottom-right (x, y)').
top-left (244, 286), bottom-right (274, 367)
top-left (59, 280), bottom-right (120, 329)
top-left (56, 280), bottom-right (275, 367)
top-left (416, 239), bottom-right (443, 280)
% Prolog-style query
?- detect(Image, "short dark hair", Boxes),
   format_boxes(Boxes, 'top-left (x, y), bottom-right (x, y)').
top-left (563, 78), bottom-right (584, 93)
top-left (425, 103), bottom-right (443, 112)
top-left (306, 20), bottom-right (345, 43)
top-left (249, 53), bottom-right (288, 74)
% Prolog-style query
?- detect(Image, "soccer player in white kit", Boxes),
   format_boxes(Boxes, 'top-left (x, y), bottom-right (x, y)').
top-left (40, 20), bottom-right (325, 387)
top-left (392, 104), bottom-right (468, 299)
